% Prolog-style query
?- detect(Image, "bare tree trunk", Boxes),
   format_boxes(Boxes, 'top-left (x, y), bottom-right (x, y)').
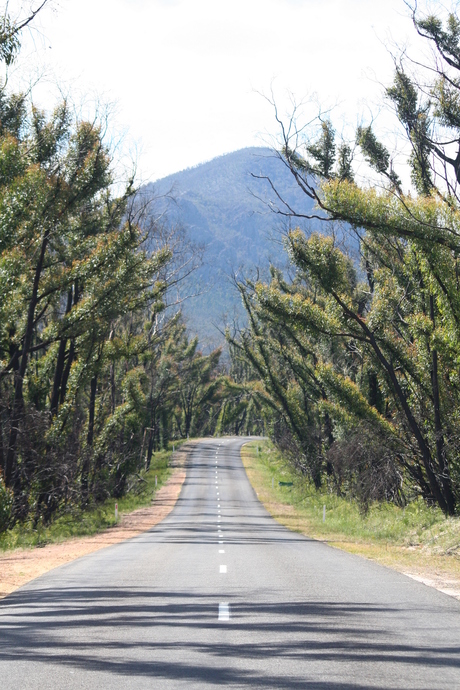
top-left (50, 286), bottom-right (73, 416)
top-left (59, 281), bottom-right (79, 407)
top-left (146, 429), bottom-right (155, 470)
top-left (6, 229), bottom-right (50, 488)
top-left (81, 374), bottom-right (97, 504)
top-left (429, 295), bottom-right (455, 514)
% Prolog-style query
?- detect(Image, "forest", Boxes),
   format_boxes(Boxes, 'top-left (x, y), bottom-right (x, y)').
top-left (1, 2), bottom-right (460, 535)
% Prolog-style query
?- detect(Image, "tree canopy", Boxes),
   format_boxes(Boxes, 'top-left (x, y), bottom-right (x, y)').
top-left (229, 3), bottom-right (460, 515)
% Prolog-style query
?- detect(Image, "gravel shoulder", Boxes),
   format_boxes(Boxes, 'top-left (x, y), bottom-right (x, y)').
top-left (0, 441), bottom-right (197, 599)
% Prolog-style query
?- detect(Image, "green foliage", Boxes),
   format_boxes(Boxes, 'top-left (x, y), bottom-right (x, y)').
top-left (386, 71), bottom-right (433, 195)
top-left (307, 120), bottom-right (336, 179)
top-left (0, 7), bottom-right (230, 533)
top-left (243, 439), bottom-right (449, 545)
top-left (337, 143), bottom-right (354, 182)
top-left (0, 14), bottom-right (20, 66)
top-left (170, 331), bottom-right (223, 438)
top-left (356, 125), bottom-right (401, 188)
top-left (230, 5), bottom-right (460, 516)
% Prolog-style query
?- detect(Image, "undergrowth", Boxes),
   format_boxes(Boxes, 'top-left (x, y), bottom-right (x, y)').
top-left (243, 439), bottom-right (460, 556)
top-left (0, 446), bottom-right (176, 551)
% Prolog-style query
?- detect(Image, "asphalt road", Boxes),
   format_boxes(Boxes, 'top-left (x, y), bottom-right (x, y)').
top-left (1, 437), bottom-right (459, 689)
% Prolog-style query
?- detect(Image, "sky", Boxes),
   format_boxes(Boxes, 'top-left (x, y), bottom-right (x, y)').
top-left (6, 0), bottom-right (433, 183)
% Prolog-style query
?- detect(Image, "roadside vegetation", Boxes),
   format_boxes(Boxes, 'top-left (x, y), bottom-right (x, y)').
top-left (242, 440), bottom-right (460, 584)
top-left (228, 5), bottom-right (460, 524)
top-left (0, 445), bottom-right (173, 551)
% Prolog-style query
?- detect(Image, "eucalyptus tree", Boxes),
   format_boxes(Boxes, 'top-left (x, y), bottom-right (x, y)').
top-left (0, 109), bottom-right (173, 514)
top-left (236, 4), bottom-right (460, 514)
top-left (0, 6), bottom-right (178, 523)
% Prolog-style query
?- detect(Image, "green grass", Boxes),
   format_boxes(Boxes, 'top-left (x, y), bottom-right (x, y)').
top-left (0, 446), bottom-right (177, 552)
top-left (242, 439), bottom-right (460, 556)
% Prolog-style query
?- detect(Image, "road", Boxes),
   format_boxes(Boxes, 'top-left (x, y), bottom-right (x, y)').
top-left (0, 437), bottom-right (459, 689)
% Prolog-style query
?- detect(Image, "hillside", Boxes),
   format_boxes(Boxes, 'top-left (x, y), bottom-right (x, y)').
top-left (141, 147), bottom-right (337, 348)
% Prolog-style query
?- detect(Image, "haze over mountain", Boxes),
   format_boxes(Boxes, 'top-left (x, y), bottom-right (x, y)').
top-left (141, 147), bottom-right (340, 348)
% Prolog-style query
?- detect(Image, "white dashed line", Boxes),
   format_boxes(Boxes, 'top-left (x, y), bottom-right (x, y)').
top-left (219, 549), bottom-right (225, 553)
top-left (220, 565), bottom-right (227, 573)
top-left (218, 603), bottom-right (230, 621)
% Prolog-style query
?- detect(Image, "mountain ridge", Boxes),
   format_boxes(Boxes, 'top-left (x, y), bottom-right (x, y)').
top-left (141, 147), bottom-right (331, 348)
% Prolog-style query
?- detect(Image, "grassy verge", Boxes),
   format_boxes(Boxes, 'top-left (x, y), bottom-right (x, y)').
top-left (242, 439), bottom-right (460, 590)
top-left (0, 445), bottom-right (179, 551)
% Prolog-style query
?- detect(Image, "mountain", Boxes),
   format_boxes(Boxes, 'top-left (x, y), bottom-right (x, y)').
top-left (140, 147), bottom-right (347, 349)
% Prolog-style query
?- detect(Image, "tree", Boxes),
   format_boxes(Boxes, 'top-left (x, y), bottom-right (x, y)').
top-left (171, 332), bottom-right (222, 438)
top-left (0, 5), bottom-right (185, 524)
top-left (234, 3), bottom-right (460, 514)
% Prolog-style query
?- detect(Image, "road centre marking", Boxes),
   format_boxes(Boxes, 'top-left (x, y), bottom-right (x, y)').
top-left (218, 603), bottom-right (230, 621)
top-left (219, 549), bottom-right (225, 553)
top-left (220, 565), bottom-right (227, 573)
